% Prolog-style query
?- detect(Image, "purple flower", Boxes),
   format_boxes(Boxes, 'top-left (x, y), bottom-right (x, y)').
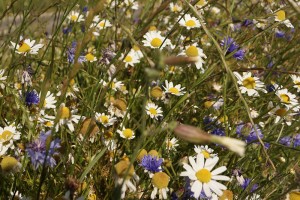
top-left (294, 134), bottom-right (300, 148)
top-left (241, 178), bottom-right (258, 192)
top-left (221, 37), bottom-right (246, 60)
top-left (26, 131), bottom-right (61, 169)
top-left (266, 84), bottom-right (276, 92)
top-left (67, 42), bottom-right (86, 63)
top-left (25, 90), bottom-right (39, 106)
top-left (220, 37), bottom-right (239, 53)
top-left (140, 155), bottom-right (163, 173)
top-left (275, 30), bottom-right (285, 38)
top-left (211, 128), bottom-right (225, 136)
top-left (182, 177), bottom-right (194, 199)
top-left (242, 19), bottom-right (253, 27)
top-left (279, 136), bottom-right (292, 146)
top-left (233, 49), bottom-right (245, 60)
top-left (236, 123), bottom-right (263, 143)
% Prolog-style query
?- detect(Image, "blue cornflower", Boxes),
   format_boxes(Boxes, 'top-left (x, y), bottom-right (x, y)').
top-left (275, 30), bottom-right (285, 38)
top-left (220, 37), bottom-right (245, 60)
top-left (266, 84), bottom-right (276, 92)
top-left (294, 134), bottom-right (300, 148)
top-left (82, 6), bottom-right (88, 13)
top-left (241, 178), bottom-right (258, 192)
top-left (242, 19), bottom-right (253, 27)
top-left (211, 128), bottom-right (225, 136)
top-left (203, 116), bottom-right (215, 131)
top-left (279, 136), bottom-right (292, 146)
top-left (62, 25), bottom-right (73, 34)
top-left (67, 42), bottom-right (86, 63)
top-left (140, 155), bottom-right (163, 173)
top-left (25, 90), bottom-right (39, 106)
top-left (220, 37), bottom-right (239, 53)
top-left (233, 49), bottom-right (245, 60)
top-left (236, 123), bottom-right (263, 143)
top-left (182, 177), bottom-right (194, 199)
top-left (26, 131), bottom-right (61, 169)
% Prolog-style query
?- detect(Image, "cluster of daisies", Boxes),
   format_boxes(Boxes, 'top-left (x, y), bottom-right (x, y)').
top-left (1, 0), bottom-right (300, 199)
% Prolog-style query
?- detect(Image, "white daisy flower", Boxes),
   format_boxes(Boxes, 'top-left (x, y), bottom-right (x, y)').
top-left (233, 72), bottom-right (267, 96)
top-left (276, 88), bottom-right (299, 111)
top-left (163, 80), bottom-right (185, 96)
top-left (151, 172), bottom-right (170, 199)
top-left (122, 50), bottom-right (140, 68)
top-left (179, 43), bottom-right (207, 72)
top-left (274, 10), bottom-right (294, 28)
top-left (195, 0), bottom-right (208, 9)
top-left (93, 16), bottom-right (112, 30)
top-left (145, 102), bottom-right (163, 120)
top-left (56, 103), bottom-right (81, 132)
top-left (85, 52), bottom-right (97, 62)
top-left (290, 75), bottom-right (300, 92)
top-left (101, 78), bottom-right (124, 91)
top-left (194, 145), bottom-right (217, 158)
top-left (170, 3), bottom-right (182, 13)
top-left (166, 137), bottom-right (179, 151)
top-left (131, 45), bottom-right (143, 59)
top-left (95, 113), bottom-right (117, 127)
top-left (0, 69), bottom-right (7, 89)
top-left (67, 11), bottom-right (84, 23)
top-left (124, 0), bottom-right (139, 10)
top-left (180, 154), bottom-right (230, 198)
top-left (10, 37), bottom-right (44, 55)
top-left (107, 103), bottom-right (128, 118)
top-left (0, 125), bottom-right (21, 156)
top-left (57, 79), bottom-right (79, 98)
top-left (179, 14), bottom-right (201, 30)
top-left (115, 160), bottom-right (139, 199)
top-left (117, 128), bottom-right (135, 140)
top-left (40, 91), bottom-right (57, 111)
top-left (142, 31), bottom-right (173, 49)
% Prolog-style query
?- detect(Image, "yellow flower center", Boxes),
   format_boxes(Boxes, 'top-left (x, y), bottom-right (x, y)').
top-left (60, 106), bottom-right (70, 119)
top-left (295, 81), bottom-right (300, 88)
top-left (133, 45), bottom-right (140, 51)
top-left (71, 15), bottom-right (78, 21)
top-left (289, 191), bottom-right (300, 200)
top-left (168, 87), bottom-right (179, 94)
top-left (196, 168), bottom-right (212, 183)
top-left (185, 46), bottom-right (198, 57)
top-left (150, 38), bottom-right (162, 48)
top-left (85, 53), bottom-right (95, 61)
top-left (197, 0), bottom-right (206, 6)
top-left (45, 121), bottom-right (53, 127)
top-left (242, 77), bottom-right (256, 89)
top-left (0, 130), bottom-right (13, 141)
top-left (88, 194), bottom-right (97, 200)
top-left (276, 10), bottom-right (286, 21)
top-left (280, 94), bottom-right (290, 103)
top-left (124, 55), bottom-right (133, 62)
top-left (202, 151), bottom-right (210, 159)
top-left (18, 42), bottom-right (31, 53)
top-left (123, 129), bottom-right (133, 138)
top-left (70, 79), bottom-right (75, 86)
top-left (167, 141), bottom-right (173, 148)
top-left (185, 19), bottom-right (196, 27)
top-left (149, 107), bottom-right (157, 115)
top-left (152, 172), bottom-right (170, 189)
top-left (149, 26), bottom-right (157, 31)
top-left (100, 115), bottom-right (109, 124)
top-left (99, 21), bottom-right (105, 27)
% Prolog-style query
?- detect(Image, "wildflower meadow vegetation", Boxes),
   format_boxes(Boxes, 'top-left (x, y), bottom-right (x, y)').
top-left (1, 0), bottom-right (300, 199)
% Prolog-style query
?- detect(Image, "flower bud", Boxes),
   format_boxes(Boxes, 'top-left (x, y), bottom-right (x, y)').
top-left (1, 156), bottom-right (21, 173)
